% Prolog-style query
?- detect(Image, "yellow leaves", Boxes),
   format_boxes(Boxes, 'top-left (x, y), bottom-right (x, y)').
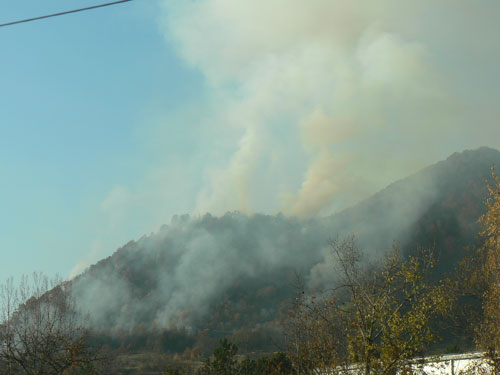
top-left (481, 170), bottom-right (500, 287)
top-left (476, 169), bottom-right (500, 352)
top-left (287, 237), bottom-right (454, 375)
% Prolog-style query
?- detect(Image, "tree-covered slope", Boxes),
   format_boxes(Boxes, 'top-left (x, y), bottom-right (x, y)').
top-left (70, 147), bottom-right (500, 354)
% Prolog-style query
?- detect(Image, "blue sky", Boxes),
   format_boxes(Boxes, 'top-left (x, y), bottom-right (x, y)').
top-left (1, 0), bottom-right (500, 281)
top-left (0, 0), bottom-right (204, 279)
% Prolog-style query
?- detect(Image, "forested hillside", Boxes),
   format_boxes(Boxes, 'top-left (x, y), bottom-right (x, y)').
top-left (70, 147), bottom-right (500, 357)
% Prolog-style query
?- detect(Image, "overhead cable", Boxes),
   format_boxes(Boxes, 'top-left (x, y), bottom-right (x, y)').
top-left (0, 0), bottom-right (133, 28)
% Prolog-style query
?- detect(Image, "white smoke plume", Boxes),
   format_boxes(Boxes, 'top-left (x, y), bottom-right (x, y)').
top-left (155, 0), bottom-right (500, 218)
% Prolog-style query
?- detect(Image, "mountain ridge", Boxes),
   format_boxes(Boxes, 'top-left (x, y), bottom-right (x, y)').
top-left (70, 147), bottom-right (500, 354)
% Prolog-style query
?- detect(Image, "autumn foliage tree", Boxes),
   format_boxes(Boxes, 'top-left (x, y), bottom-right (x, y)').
top-left (474, 170), bottom-right (500, 372)
top-left (286, 237), bottom-right (453, 375)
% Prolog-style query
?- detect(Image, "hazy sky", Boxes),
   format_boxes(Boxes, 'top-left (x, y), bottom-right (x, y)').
top-left (1, 0), bottom-right (499, 281)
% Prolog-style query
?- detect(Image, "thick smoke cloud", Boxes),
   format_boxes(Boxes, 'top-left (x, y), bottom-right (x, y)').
top-left (69, 159), bottom-right (439, 330)
top-left (69, 184), bottom-right (440, 330)
top-left (156, 0), bottom-right (500, 218)
top-left (72, 213), bottom-right (330, 330)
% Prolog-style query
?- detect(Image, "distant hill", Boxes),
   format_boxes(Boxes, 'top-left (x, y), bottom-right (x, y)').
top-left (329, 146), bottom-right (500, 271)
top-left (71, 147), bottom-right (500, 355)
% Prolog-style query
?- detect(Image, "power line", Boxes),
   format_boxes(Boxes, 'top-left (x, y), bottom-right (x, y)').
top-left (0, 0), bottom-right (133, 28)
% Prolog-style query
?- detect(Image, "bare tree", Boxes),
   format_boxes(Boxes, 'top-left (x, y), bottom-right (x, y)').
top-left (285, 274), bottom-right (346, 375)
top-left (0, 273), bottom-right (101, 375)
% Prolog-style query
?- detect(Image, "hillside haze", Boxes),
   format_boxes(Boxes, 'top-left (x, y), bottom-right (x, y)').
top-left (71, 147), bottom-right (500, 353)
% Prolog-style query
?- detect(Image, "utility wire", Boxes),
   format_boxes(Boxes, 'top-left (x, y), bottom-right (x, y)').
top-left (0, 0), bottom-right (133, 28)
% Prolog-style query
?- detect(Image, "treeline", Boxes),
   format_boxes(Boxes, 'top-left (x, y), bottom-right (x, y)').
top-left (162, 339), bottom-right (293, 375)
top-left (87, 323), bottom-right (283, 360)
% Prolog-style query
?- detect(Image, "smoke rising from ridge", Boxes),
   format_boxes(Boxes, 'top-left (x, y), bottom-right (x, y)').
top-left (77, 1), bottom-right (500, 271)
top-left (72, 213), bottom-right (330, 330)
top-left (154, 0), bottom-right (500, 219)
top-left (71, 148), bottom-right (500, 332)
